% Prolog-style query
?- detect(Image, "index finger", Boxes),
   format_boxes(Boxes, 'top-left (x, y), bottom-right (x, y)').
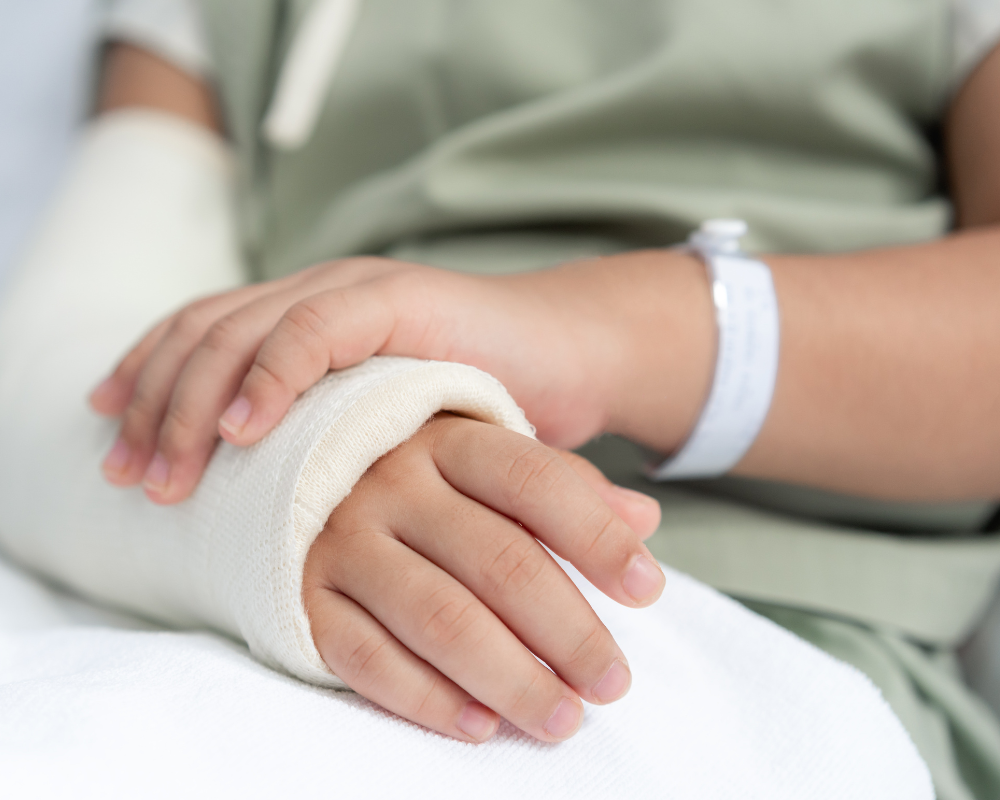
top-left (429, 419), bottom-right (665, 609)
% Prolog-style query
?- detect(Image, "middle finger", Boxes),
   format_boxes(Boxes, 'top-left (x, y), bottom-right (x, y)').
top-left (327, 528), bottom-right (586, 742)
top-left (394, 483), bottom-right (632, 708)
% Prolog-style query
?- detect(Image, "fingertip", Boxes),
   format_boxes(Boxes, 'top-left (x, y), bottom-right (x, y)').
top-left (142, 486), bottom-right (173, 505)
top-left (140, 453), bottom-right (195, 505)
top-left (218, 421), bottom-right (264, 447)
top-left (89, 377), bottom-right (127, 415)
top-left (591, 658), bottom-right (632, 705)
top-left (542, 697), bottom-right (584, 742)
top-left (456, 701), bottom-right (500, 744)
top-left (621, 554), bottom-right (666, 608)
top-left (142, 481), bottom-right (192, 505)
top-left (140, 452), bottom-right (174, 504)
top-left (610, 486), bottom-right (661, 540)
top-left (101, 437), bottom-right (132, 483)
top-left (219, 397), bottom-right (285, 447)
top-left (219, 396), bottom-right (252, 438)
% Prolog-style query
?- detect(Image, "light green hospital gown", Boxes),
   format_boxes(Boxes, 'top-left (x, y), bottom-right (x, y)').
top-left (195, 1), bottom-right (1000, 795)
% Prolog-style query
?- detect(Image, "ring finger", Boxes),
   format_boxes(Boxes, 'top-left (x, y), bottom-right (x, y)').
top-left (326, 529), bottom-right (585, 742)
top-left (304, 582), bottom-right (501, 743)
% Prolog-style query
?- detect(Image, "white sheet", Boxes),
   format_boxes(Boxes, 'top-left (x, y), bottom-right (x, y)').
top-left (0, 550), bottom-right (931, 800)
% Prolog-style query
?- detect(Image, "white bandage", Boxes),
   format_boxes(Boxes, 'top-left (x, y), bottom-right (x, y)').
top-left (648, 220), bottom-right (780, 480)
top-left (0, 110), bottom-right (533, 687)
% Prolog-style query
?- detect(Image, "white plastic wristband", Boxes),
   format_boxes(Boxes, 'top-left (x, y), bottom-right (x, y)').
top-left (647, 220), bottom-right (780, 480)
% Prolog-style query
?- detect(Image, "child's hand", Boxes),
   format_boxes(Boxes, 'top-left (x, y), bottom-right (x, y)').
top-left (303, 413), bottom-right (663, 743)
top-left (92, 252), bottom-right (714, 504)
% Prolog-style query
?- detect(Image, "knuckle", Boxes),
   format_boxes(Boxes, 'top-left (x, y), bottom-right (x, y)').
top-left (120, 386), bottom-right (164, 444)
top-left (266, 300), bottom-right (340, 375)
top-left (313, 523), bottom-right (381, 587)
top-left (245, 357), bottom-right (295, 397)
top-left (283, 300), bottom-right (331, 344)
top-left (340, 631), bottom-right (396, 690)
top-left (581, 504), bottom-right (626, 560)
top-left (412, 674), bottom-right (447, 720)
top-left (200, 314), bottom-right (247, 356)
top-left (365, 450), bottom-right (419, 493)
top-left (170, 303), bottom-right (215, 341)
top-left (482, 537), bottom-right (548, 599)
top-left (503, 446), bottom-right (567, 509)
top-left (564, 623), bottom-right (608, 673)
top-left (506, 669), bottom-right (546, 719)
top-left (385, 266), bottom-right (427, 296)
top-left (157, 403), bottom-right (203, 455)
top-left (419, 586), bottom-right (482, 652)
top-left (340, 255), bottom-right (387, 277)
top-left (384, 267), bottom-right (441, 312)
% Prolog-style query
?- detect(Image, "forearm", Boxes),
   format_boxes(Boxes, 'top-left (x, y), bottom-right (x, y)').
top-left (98, 42), bottom-right (221, 132)
top-left (607, 227), bottom-right (1000, 502)
top-left (747, 227), bottom-right (1000, 500)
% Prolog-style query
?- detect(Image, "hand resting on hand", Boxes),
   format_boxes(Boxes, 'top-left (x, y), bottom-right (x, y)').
top-left (303, 413), bottom-right (663, 742)
top-left (91, 253), bottom-right (707, 505)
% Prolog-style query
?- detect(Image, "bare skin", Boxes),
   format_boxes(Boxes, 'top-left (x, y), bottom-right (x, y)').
top-left (90, 39), bottom-right (1000, 738)
top-left (98, 43), bottom-right (220, 131)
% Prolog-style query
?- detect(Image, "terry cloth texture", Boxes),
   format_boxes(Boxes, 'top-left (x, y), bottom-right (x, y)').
top-left (0, 110), bottom-right (533, 687)
top-left (0, 550), bottom-right (934, 799)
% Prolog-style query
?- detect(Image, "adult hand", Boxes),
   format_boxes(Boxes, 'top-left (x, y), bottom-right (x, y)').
top-left (91, 252), bottom-right (713, 504)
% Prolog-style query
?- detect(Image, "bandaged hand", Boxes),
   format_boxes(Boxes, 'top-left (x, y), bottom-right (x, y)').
top-left (302, 411), bottom-right (663, 742)
top-left (92, 253), bottom-right (713, 505)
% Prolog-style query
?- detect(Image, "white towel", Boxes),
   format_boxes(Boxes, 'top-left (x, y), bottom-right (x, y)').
top-left (0, 552), bottom-right (932, 799)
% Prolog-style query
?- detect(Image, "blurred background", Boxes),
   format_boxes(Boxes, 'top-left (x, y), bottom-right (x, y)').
top-left (0, 1), bottom-right (101, 290)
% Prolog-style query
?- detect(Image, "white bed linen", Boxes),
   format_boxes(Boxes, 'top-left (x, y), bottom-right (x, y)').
top-left (0, 551), bottom-right (932, 800)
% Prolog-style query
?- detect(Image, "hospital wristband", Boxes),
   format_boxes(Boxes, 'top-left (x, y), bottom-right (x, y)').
top-left (647, 219), bottom-right (780, 480)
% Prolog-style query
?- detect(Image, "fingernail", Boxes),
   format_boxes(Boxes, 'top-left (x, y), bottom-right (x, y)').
top-left (622, 555), bottom-right (665, 605)
top-left (544, 698), bottom-right (583, 740)
top-left (457, 701), bottom-right (498, 743)
top-left (219, 396), bottom-right (252, 435)
top-left (101, 438), bottom-right (131, 476)
top-left (614, 485), bottom-right (659, 508)
top-left (143, 453), bottom-right (170, 492)
top-left (592, 659), bottom-right (631, 704)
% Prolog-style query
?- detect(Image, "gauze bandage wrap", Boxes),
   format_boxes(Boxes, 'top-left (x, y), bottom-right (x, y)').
top-left (648, 220), bottom-right (780, 481)
top-left (0, 110), bottom-right (533, 687)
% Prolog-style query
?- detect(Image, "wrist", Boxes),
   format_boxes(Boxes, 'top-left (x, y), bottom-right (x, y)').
top-left (601, 249), bottom-right (716, 454)
top-left (646, 223), bottom-right (781, 480)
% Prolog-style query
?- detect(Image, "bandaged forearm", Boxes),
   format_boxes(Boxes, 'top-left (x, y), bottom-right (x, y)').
top-left (0, 110), bottom-right (532, 687)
